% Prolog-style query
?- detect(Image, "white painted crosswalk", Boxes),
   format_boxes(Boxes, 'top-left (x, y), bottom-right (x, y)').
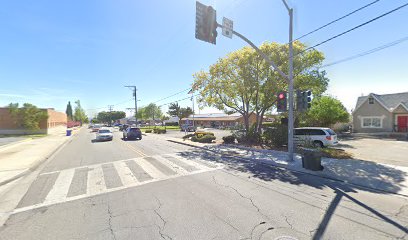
top-left (12, 154), bottom-right (223, 214)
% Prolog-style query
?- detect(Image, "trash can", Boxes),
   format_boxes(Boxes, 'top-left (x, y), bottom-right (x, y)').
top-left (301, 149), bottom-right (323, 171)
top-left (66, 129), bottom-right (72, 136)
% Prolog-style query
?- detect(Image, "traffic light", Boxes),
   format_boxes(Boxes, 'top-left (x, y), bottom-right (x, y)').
top-left (296, 90), bottom-right (312, 111)
top-left (304, 90), bottom-right (312, 109)
top-left (277, 91), bottom-right (287, 112)
top-left (296, 90), bottom-right (302, 111)
top-left (196, 1), bottom-right (217, 44)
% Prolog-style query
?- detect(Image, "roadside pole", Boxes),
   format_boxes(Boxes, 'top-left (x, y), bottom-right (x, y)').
top-left (196, 1), bottom-right (295, 161)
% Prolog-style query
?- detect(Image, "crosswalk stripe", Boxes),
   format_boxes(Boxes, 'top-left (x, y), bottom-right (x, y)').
top-left (43, 169), bottom-right (75, 204)
top-left (131, 158), bottom-right (167, 179)
top-left (167, 153), bottom-right (216, 170)
top-left (153, 155), bottom-right (190, 175)
top-left (87, 165), bottom-right (107, 196)
top-left (12, 154), bottom-right (224, 214)
top-left (113, 161), bottom-right (139, 187)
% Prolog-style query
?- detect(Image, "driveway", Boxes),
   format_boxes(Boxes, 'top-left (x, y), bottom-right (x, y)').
top-left (337, 137), bottom-right (408, 167)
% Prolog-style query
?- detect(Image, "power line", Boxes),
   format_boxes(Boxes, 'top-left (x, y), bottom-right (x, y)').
top-left (320, 36), bottom-right (408, 68)
top-left (153, 88), bottom-right (191, 104)
top-left (85, 99), bottom-right (133, 111)
top-left (158, 94), bottom-right (197, 108)
top-left (300, 2), bottom-right (408, 54)
top-left (294, 0), bottom-right (381, 41)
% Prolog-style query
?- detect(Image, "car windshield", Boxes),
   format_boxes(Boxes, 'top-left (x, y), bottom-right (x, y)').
top-left (1, 1), bottom-right (406, 239)
top-left (98, 129), bottom-right (111, 133)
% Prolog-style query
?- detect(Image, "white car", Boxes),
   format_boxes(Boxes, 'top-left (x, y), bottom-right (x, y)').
top-left (96, 128), bottom-right (113, 141)
top-left (294, 127), bottom-right (338, 148)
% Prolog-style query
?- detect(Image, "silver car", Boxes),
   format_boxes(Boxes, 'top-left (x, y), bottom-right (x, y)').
top-left (96, 128), bottom-right (113, 141)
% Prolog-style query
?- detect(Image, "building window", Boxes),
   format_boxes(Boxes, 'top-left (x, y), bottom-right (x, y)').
top-left (368, 97), bottom-right (374, 104)
top-left (361, 117), bottom-right (382, 128)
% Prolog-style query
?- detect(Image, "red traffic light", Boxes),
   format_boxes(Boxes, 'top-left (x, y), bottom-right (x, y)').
top-left (278, 93), bottom-right (285, 99)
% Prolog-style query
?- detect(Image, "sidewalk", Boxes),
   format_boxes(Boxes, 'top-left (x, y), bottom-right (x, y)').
top-left (0, 127), bottom-right (80, 186)
top-left (159, 135), bottom-right (408, 196)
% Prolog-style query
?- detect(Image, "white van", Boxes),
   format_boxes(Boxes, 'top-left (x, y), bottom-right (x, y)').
top-left (294, 127), bottom-right (338, 148)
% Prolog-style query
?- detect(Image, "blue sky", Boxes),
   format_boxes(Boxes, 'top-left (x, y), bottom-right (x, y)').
top-left (0, 0), bottom-right (407, 117)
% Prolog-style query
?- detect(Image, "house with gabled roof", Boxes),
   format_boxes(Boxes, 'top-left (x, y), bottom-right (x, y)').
top-left (352, 92), bottom-right (408, 133)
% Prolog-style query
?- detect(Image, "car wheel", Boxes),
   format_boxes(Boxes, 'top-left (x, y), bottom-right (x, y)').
top-left (313, 141), bottom-right (324, 148)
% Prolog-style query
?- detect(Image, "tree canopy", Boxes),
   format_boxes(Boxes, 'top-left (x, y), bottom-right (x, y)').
top-left (73, 100), bottom-right (87, 123)
top-left (65, 101), bottom-right (73, 121)
top-left (138, 103), bottom-right (162, 120)
top-left (167, 102), bottom-right (194, 120)
top-left (97, 111), bottom-right (126, 123)
top-left (8, 103), bottom-right (49, 130)
top-left (193, 41), bottom-right (329, 135)
top-left (304, 96), bottom-right (350, 127)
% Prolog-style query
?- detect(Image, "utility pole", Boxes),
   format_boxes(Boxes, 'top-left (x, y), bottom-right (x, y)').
top-left (282, 0), bottom-right (295, 161)
top-left (195, 1), bottom-right (295, 161)
top-left (108, 105), bottom-right (113, 126)
top-left (125, 86), bottom-right (138, 126)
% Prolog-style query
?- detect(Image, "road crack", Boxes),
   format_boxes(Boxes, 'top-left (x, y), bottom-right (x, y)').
top-left (153, 195), bottom-right (173, 240)
top-left (107, 203), bottom-right (117, 240)
top-left (212, 176), bottom-right (268, 219)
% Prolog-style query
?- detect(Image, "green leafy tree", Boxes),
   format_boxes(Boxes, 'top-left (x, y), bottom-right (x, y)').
top-left (136, 107), bottom-right (147, 121)
top-left (179, 107), bottom-right (194, 119)
top-left (144, 103), bottom-right (162, 120)
top-left (97, 111), bottom-right (126, 123)
top-left (167, 102), bottom-right (181, 117)
top-left (73, 100), bottom-right (87, 123)
top-left (193, 41), bottom-right (329, 138)
top-left (65, 101), bottom-right (73, 121)
top-left (304, 96), bottom-right (349, 127)
top-left (8, 103), bottom-right (49, 130)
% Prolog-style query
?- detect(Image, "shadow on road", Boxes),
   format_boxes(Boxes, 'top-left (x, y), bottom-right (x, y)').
top-left (176, 147), bottom-right (408, 238)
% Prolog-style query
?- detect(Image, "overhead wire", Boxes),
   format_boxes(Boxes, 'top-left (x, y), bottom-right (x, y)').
top-left (320, 36), bottom-right (408, 68)
top-left (294, 0), bottom-right (381, 42)
top-left (298, 2), bottom-right (408, 55)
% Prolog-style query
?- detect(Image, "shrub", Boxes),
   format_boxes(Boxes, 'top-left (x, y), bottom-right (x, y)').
top-left (222, 135), bottom-right (236, 144)
top-left (182, 133), bottom-right (195, 139)
top-left (153, 128), bottom-right (166, 134)
top-left (192, 135), bottom-right (216, 143)
top-left (145, 129), bottom-right (152, 133)
top-left (263, 124), bottom-right (288, 147)
top-left (195, 132), bottom-right (214, 138)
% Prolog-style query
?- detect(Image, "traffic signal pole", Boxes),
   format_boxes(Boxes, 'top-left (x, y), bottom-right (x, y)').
top-left (196, 0), bottom-right (295, 161)
top-left (287, 7), bottom-right (295, 162)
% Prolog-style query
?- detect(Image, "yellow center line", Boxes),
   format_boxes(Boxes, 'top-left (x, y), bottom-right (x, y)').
top-left (120, 140), bottom-right (148, 157)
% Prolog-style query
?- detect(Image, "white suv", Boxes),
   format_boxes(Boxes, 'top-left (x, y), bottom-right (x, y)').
top-left (294, 127), bottom-right (338, 148)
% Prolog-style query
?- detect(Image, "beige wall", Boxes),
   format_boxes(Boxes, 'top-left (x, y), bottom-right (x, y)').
top-left (352, 99), bottom-right (393, 133)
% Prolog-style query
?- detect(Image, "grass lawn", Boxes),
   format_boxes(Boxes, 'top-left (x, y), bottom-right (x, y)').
top-left (139, 126), bottom-right (180, 130)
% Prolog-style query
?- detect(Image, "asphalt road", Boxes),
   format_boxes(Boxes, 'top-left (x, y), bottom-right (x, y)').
top-left (1, 127), bottom-right (408, 239)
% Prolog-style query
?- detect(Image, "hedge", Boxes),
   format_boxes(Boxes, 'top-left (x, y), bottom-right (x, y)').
top-left (195, 132), bottom-right (214, 138)
top-left (191, 135), bottom-right (216, 143)
top-left (222, 135), bottom-right (235, 144)
top-left (145, 129), bottom-right (152, 133)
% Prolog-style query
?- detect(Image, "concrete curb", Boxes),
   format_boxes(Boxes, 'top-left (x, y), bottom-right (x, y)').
top-left (0, 134), bottom-right (76, 187)
top-left (167, 139), bottom-right (408, 197)
top-left (0, 138), bottom-right (33, 152)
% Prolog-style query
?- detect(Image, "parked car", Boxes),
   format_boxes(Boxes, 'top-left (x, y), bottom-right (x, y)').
top-left (180, 124), bottom-right (196, 132)
top-left (96, 128), bottom-right (113, 141)
top-left (92, 124), bottom-right (102, 132)
top-left (123, 127), bottom-right (142, 140)
top-left (294, 127), bottom-right (338, 148)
